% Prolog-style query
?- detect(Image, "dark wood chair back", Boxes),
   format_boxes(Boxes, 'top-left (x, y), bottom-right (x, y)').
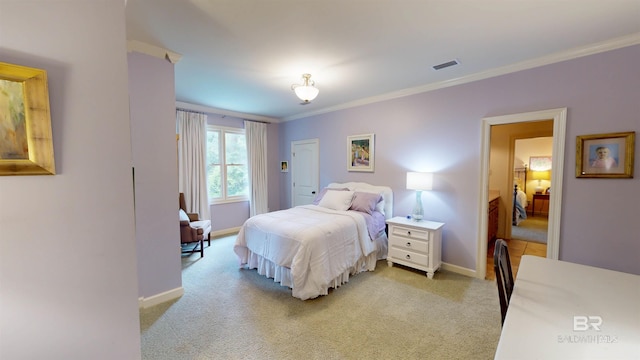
top-left (179, 192), bottom-right (187, 212)
top-left (493, 239), bottom-right (514, 326)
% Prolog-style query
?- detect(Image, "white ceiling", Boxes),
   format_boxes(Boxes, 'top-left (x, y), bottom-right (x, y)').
top-left (125, 0), bottom-right (640, 121)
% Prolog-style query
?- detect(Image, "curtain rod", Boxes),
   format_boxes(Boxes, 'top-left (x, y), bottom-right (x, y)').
top-left (176, 108), bottom-right (206, 115)
top-left (177, 109), bottom-right (270, 125)
top-left (244, 119), bottom-right (270, 124)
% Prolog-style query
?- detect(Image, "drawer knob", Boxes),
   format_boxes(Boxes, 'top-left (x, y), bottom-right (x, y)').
top-left (407, 231), bottom-right (411, 236)
top-left (406, 242), bottom-right (411, 247)
top-left (405, 254), bottom-right (411, 260)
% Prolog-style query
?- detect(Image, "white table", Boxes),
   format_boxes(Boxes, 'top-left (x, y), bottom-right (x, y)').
top-left (495, 255), bottom-right (640, 359)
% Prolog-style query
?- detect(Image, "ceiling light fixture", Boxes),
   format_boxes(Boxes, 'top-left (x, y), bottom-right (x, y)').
top-left (291, 73), bottom-right (319, 104)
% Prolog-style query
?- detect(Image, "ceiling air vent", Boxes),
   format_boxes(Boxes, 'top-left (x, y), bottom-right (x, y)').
top-left (432, 59), bottom-right (460, 71)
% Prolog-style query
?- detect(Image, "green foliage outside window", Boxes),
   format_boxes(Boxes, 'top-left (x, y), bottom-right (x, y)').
top-left (206, 127), bottom-right (248, 202)
top-left (225, 132), bottom-right (248, 197)
top-left (206, 131), bottom-right (221, 199)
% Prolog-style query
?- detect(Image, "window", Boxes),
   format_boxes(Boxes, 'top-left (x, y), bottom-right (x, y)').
top-left (206, 126), bottom-right (248, 203)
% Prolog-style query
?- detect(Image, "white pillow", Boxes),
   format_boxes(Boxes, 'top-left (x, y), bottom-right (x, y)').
top-left (318, 190), bottom-right (354, 211)
top-left (179, 209), bottom-right (190, 221)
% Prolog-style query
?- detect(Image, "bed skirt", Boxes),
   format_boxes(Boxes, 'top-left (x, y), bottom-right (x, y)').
top-left (241, 233), bottom-right (388, 299)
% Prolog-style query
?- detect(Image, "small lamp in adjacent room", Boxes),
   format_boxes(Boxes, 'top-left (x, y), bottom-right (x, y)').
top-left (406, 172), bottom-right (433, 221)
top-left (532, 170), bottom-right (550, 194)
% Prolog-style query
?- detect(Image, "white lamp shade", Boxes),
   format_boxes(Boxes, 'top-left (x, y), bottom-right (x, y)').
top-left (406, 172), bottom-right (433, 191)
top-left (294, 85), bottom-right (319, 102)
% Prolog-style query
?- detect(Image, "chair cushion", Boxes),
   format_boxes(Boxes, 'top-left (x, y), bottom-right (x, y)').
top-left (179, 209), bottom-right (190, 221)
top-left (190, 220), bottom-right (211, 235)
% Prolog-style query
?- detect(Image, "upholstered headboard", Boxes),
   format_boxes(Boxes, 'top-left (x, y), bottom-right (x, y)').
top-left (327, 182), bottom-right (393, 219)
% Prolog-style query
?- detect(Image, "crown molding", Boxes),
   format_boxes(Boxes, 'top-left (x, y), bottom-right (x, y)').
top-left (127, 40), bottom-right (182, 64)
top-left (283, 33), bottom-right (640, 122)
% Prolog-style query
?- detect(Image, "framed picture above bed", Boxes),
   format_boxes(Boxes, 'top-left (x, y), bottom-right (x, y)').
top-left (576, 131), bottom-right (635, 178)
top-left (529, 156), bottom-right (552, 171)
top-left (347, 133), bottom-right (374, 172)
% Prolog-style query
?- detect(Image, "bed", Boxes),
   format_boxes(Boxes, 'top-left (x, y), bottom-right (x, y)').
top-left (234, 182), bottom-right (393, 300)
top-left (512, 167), bottom-right (528, 226)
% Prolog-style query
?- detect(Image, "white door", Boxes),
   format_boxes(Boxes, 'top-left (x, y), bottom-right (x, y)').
top-left (291, 139), bottom-right (319, 207)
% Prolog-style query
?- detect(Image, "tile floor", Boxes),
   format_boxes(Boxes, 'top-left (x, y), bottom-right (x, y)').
top-left (486, 239), bottom-right (547, 280)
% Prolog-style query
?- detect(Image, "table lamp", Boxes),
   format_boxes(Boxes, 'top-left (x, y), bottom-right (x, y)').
top-left (406, 172), bottom-right (433, 221)
top-left (532, 170), bottom-right (550, 194)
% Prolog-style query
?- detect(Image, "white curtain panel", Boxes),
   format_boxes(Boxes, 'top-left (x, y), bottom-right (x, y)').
top-left (245, 120), bottom-right (268, 216)
top-left (177, 110), bottom-right (211, 222)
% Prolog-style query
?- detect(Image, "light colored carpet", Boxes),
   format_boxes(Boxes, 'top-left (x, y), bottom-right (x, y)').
top-left (511, 216), bottom-right (548, 244)
top-left (140, 235), bottom-right (502, 359)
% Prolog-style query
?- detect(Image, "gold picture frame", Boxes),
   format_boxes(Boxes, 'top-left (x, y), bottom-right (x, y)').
top-left (0, 62), bottom-right (55, 175)
top-left (347, 133), bottom-right (374, 172)
top-left (576, 131), bottom-right (634, 178)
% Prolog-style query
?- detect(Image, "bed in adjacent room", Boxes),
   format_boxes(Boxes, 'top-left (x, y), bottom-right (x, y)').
top-left (234, 182), bottom-right (393, 300)
top-left (512, 167), bottom-right (528, 226)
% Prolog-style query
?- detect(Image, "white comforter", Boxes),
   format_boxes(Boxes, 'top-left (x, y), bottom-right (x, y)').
top-left (234, 205), bottom-right (376, 300)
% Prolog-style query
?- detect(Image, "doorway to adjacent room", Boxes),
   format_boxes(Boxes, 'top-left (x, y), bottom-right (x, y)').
top-left (477, 108), bottom-right (567, 280)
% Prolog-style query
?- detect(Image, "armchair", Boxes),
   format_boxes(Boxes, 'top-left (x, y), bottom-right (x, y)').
top-left (179, 193), bottom-right (211, 257)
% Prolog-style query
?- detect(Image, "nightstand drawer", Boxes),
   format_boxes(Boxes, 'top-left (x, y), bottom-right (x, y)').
top-left (390, 225), bottom-right (430, 241)
top-left (389, 248), bottom-right (429, 267)
top-left (389, 236), bottom-right (429, 253)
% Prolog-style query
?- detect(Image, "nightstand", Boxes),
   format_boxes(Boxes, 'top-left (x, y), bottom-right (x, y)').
top-left (532, 193), bottom-right (550, 217)
top-left (385, 216), bottom-right (444, 279)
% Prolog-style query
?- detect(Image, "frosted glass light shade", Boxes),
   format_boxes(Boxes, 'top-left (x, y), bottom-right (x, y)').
top-left (406, 172), bottom-right (433, 191)
top-left (294, 85), bottom-right (319, 102)
top-left (292, 73), bottom-right (319, 103)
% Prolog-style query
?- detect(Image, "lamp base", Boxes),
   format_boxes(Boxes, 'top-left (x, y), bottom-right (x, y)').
top-left (412, 191), bottom-right (424, 221)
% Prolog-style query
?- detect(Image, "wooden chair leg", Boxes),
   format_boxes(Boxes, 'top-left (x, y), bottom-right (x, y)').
top-left (199, 238), bottom-right (204, 257)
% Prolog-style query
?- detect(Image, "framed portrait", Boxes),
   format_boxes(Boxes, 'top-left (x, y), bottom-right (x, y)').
top-left (0, 62), bottom-right (55, 175)
top-left (576, 131), bottom-right (634, 178)
top-left (280, 161), bottom-right (288, 172)
top-left (347, 133), bottom-right (374, 172)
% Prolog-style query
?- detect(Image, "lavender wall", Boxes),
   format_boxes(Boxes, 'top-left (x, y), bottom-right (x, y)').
top-left (278, 45), bottom-right (640, 275)
top-left (128, 52), bottom-right (182, 299)
top-left (0, 1), bottom-right (141, 358)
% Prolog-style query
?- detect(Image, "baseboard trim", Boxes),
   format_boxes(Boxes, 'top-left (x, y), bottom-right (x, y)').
top-left (211, 227), bottom-right (240, 238)
top-left (441, 262), bottom-right (477, 278)
top-left (139, 287), bottom-right (184, 309)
